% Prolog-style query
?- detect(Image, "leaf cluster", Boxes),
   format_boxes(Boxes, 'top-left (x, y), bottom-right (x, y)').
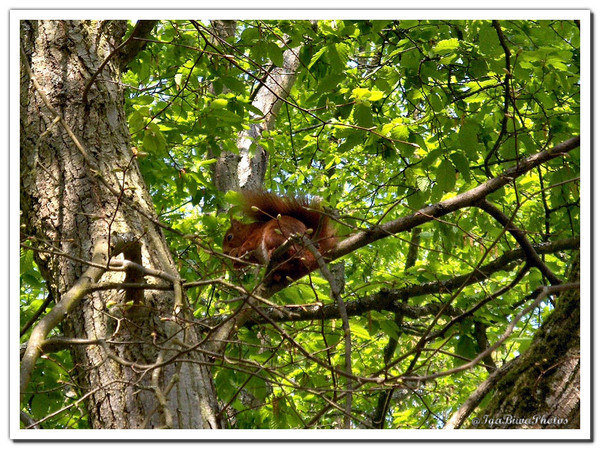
top-left (20, 19), bottom-right (580, 429)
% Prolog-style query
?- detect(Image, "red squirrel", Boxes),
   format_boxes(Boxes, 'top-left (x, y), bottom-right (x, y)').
top-left (222, 191), bottom-right (337, 285)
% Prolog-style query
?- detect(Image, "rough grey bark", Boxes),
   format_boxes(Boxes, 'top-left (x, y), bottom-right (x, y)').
top-left (20, 20), bottom-right (223, 429)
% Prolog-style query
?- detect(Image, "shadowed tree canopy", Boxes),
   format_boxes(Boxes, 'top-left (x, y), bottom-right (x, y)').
top-left (19, 17), bottom-right (583, 434)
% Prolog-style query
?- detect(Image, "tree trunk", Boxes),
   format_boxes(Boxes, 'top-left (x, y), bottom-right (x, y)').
top-left (212, 29), bottom-right (302, 192)
top-left (473, 255), bottom-right (580, 429)
top-left (206, 24), bottom-right (304, 352)
top-left (445, 254), bottom-right (580, 429)
top-left (20, 20), bottom-right (223, 429)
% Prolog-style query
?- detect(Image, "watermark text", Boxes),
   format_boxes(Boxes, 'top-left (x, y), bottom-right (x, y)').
top-left (471, 414), bottom-right (568, 427)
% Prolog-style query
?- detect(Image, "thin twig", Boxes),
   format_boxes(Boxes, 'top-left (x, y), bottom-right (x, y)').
top-left (401, 283), bottom-right (579, 383)
top-left (301, 236), bottom-right (352, 428)
top-left (477, 199), bottom-right (562, 285)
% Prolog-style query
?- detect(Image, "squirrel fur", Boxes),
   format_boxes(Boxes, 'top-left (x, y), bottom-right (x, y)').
top-left (222, 191), bottom-right (337, 285)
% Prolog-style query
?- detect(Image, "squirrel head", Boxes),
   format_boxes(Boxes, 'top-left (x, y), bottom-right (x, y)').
top-left (222, 218), bottom-right (247, 256)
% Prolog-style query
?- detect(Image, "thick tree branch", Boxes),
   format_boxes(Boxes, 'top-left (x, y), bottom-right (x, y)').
top-left (202, 237), bottom-right (578, 328)
top-left (331, 136), bottom-right (580, 261)
top-left (443, 357), bottom-right (517, 429)
top-left (82, 20), bottom-right (158, 103)
top-left (118, 20), bottom-right (158, 69)
top-left (20, 239), bottom-right (110, 396)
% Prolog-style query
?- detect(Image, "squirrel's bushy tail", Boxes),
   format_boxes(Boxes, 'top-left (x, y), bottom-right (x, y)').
top-left (240, 191), bottom-right (337, 255)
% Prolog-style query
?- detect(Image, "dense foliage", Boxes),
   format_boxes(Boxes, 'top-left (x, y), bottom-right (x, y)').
top-left (20, 19), bottom-right (580, 429)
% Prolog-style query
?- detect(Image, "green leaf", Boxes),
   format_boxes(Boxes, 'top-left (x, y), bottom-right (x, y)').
top-left (351, 88), bottom-right (370, 100)
top-left (210, 98), bottom-right (228, 109)
top-left (367, 90), bottom-right (384, 102)
top-left (210, 108), bottom-right (243, 124)
top-left (436, 159), bottom-right (456, 192)
top-left (308, 46), bottom-right (327, 69)
top-left (353, 103), bottom-right (373, 128)
top-left (142, 129), bottom-right (158, 153)
top-left (379, 320), bottom-right (400, 339)
top-left (198, 158), bottom-right (217, 167)
top-left (174, 73), bottom-right (183, 89)
top-left (327, 44), bottom-right (344, 70)
top-left (31, 393), bottom-right (51, 419)
top-left (432, 38), bottom-right (460, 55)
top-left (407, 190), bottom-right (429, 210)
top-left (416, 177), bottom-right (430, 192)
top-left (479, 23), bottom-right (502, 56)
top-left (471, 58), bottom-right (489, 77)
top-left (449, 152), bottom-right (471, 183)
top-left (455, 335), bottom-right (479, 366)
top-left (430, 92), bottom-right (444, 112)
top-left (221, 76), bottom-right (246, 94)
top-left (128, 110), bottom-right (145, 132)
top-left (350, 322), bottom-right (372, 340)
top-left (246, 375), bottom-right (270, 401)
top-left (317, 73), bottom-right (344, 93)
top-left (516, 336), bottom-right (533, 354)
top-left (382, 120), bottom-right (409, 141)
top-left (458, 121), bottom-right (481, 158)
top-left (132, 95), bottom-right (155, 106)
top-left (266, 41), bottom-right (284, 67)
